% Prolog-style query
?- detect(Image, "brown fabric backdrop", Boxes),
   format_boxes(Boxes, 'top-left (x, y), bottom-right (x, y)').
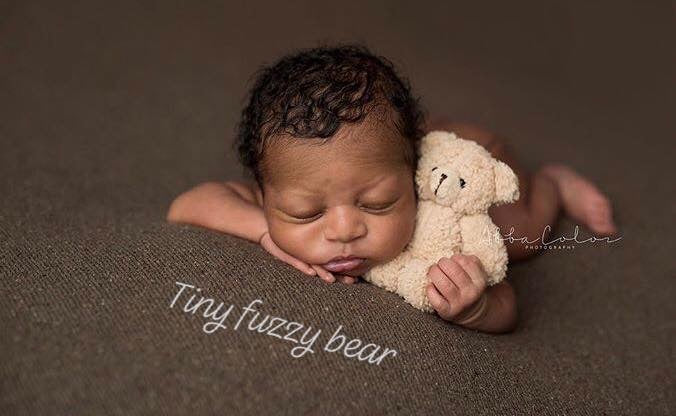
top-left (1, 1), bottom-right (674, 414)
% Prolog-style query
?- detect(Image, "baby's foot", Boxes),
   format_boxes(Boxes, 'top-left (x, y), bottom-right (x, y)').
top-left (541, 164), bottom-right (617, 235)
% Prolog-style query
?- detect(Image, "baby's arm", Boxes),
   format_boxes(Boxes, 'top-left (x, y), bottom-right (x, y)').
top-left (166, 181), bottom-right (268, 243)
top-left (166, 182), bottom-right (320, 279)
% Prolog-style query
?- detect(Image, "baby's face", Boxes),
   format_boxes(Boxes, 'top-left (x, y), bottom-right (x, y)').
top-left (260, 116), bottom-right (417, 277)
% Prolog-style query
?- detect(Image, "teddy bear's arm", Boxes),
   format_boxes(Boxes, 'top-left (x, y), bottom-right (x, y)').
top-left (363, 251), bottom-right (436, 313)
top-left (458, 214), bottom-right (509, 286)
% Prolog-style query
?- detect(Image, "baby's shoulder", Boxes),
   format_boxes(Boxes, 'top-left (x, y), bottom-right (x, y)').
top-left (226, 180), bottom-right (263, 207)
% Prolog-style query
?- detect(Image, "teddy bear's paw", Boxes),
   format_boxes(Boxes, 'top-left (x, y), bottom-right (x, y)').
top-left (485, 262), bottom-right (508, 286)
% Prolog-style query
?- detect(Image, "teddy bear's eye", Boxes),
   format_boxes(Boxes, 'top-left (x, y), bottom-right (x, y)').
top-left (431, 167), bottom-right (438, 171)
top-left (459, 178), bottom-right (466, 188)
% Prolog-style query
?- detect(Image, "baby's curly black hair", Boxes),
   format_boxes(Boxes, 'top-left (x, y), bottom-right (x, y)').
top-left (233, 43), bottom-right (427, 187)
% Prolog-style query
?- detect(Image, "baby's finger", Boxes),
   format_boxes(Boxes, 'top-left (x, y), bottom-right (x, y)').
top-left (426, 283), bottom-right (454, 320)
top-left (427, 264), bottom-right (459, 301)
top-left (439, 256), bottom-right (473, 290)
top-left (289, 257), bottom-right (317, 276)
top-left (451, 254), bottom-right (487, 290)
top-left (336, 274), bottom-right (358, 284)
top-left (311, 265), bottom-right (335, 284)
top-left (276, 251), bottom-right (316, 276)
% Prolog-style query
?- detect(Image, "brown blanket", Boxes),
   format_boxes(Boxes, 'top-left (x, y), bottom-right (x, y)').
top-left (1, 1), bottom-right (673, 414)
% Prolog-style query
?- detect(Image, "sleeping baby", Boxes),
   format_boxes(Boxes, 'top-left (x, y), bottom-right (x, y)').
top-left (166, 44), bottom-right (617, 333)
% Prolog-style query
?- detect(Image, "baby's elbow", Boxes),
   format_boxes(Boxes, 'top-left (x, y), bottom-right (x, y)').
top-left (481, 280), bottom-right (518, 334)
top-left (166, 181), bottom-right (229, 224)
top-left (166, 194), bottom-right (188, 223)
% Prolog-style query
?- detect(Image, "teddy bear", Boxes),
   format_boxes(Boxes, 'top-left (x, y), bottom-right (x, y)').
top-left (362, 130), bottom-right (520, 312)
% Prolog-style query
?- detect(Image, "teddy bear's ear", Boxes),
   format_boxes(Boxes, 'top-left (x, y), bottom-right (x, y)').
top-left (493, 160), bottom-right (520, 204)
top-left (418, 131), bottom-right (457, 157)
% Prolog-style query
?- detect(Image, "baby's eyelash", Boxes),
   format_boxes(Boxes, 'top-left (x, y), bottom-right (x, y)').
top-left (291, 211), bottom-right (323, 221)
top-left (362, 204), bottom-right (390, 210)
top-left (360, 200), bottom-right (397, 212)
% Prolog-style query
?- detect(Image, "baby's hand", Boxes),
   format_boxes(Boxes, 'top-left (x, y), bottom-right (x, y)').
top-left (259, 231), bottom-right (317, 276)
top-left (426, 254), bottom-right (488, 323)
top-left (310, 265), bottom-right (359, 285)
top-left (259, 232), bottom-right (357, 285)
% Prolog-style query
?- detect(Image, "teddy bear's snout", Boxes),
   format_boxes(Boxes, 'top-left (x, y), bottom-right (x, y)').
top-left (429, 167), bottom-right (461, 202)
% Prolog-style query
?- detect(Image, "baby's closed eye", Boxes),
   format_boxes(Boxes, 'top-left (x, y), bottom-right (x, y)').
top-left (358, 198), bottom-right (399, 212)
top-left (281, 198), bottom-right (399, 223)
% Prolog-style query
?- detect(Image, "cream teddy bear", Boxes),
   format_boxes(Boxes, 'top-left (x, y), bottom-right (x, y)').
top-left (362, 130), bottom-right (520, 312)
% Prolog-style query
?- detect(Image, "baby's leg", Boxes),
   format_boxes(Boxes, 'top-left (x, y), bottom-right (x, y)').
top-left (425, 119), bottom-right (617, 262)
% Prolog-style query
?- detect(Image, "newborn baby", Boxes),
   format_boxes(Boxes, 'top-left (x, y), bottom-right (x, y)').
top-left (167, 45), bottom-right (616, 333)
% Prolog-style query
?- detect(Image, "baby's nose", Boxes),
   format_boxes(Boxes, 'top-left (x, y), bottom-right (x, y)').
top-left (323, 206), bottom-right (367, 242)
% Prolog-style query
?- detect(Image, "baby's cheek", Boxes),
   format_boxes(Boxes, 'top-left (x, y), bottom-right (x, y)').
top-left (388, 201), bottom-right (417, 240)
top-left (268, 221), bottom-right (318, 263)
top-left (369, 210), bottom-right (416, 260)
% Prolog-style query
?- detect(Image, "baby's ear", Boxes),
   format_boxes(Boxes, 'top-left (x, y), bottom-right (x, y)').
top-left (493, 160), bottom-right (520, 204)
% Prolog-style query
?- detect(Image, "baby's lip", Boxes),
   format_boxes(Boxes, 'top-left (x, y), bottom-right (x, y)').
top-left (322, 256), bottom-right (365, 273)
top-left (325, 254), bottom-right (361, 263)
